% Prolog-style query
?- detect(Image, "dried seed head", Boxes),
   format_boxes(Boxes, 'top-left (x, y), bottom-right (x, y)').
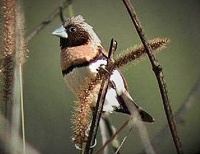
top-left (71, 76), bottom-right (101, 146)
top-left (2, 0), bottom-right (16, 105)
top-left (114, 38), bottom-right (169, 69)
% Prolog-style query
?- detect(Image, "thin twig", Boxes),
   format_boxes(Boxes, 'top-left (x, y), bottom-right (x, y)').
top-left (99, 117), bottom-right (109, 154)
top-left (84, 39), bottom-right (117, 154)
top-left (97, 114), bottom-right (156, 154)
top-left (114, 125), bottom-right (134, 154)
top-left (122, 0), bottom-right (183, 154)
top-left (72, 37), bottom-right (168, 151)
top-left (97, 102), bottom-right (155, 154)
top-left (101, 113), bottom-right (120, 153)
top-left (59, 6), bottom-right (65, 24)
top-left (96, 117), bottom-right (131, 154)
top-left (26, 0), bottom-right (69, 42)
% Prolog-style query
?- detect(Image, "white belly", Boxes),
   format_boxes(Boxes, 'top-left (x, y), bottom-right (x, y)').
top-left (64, 66), bottom-right (94, 94)
top-left (63, 59), bottom-right (126, 113)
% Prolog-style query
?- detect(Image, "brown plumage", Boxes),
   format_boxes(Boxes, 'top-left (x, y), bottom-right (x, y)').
top-left (52, 15), bottom-right (154, 123)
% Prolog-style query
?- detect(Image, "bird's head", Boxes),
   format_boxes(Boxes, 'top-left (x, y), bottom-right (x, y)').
top-left (52, 15), bottom-right (101, 49)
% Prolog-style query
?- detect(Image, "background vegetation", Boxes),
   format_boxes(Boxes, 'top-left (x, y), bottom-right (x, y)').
top-left (1, 0), bottom-right (200, 153)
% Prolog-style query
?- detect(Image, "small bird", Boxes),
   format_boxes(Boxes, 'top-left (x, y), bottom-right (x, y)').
top-left (52, 15), bottom-right (154, 122)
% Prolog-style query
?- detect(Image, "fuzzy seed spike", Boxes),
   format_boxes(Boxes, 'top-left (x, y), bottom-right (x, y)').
top-left (2, 0), bottom-right (16, 118)
top-left (114, 38), bottom-right (169, 69)
top-left (71, 75), bottom-right (101, 146)
top-left (70, 37), bottom-right (169, 147)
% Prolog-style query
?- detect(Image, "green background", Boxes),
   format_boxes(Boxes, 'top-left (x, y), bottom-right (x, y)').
top-left (4, 0), bottom-right (200, 153)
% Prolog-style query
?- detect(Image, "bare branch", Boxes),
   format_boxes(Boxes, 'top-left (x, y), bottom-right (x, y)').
top-left (71, 37), bottom-right (169, 150)
top-left (101, 113), bottom-right (120, 153)
top-left (114, 125), bottom-right (133, 154)
top-left (122, 0), bottom-right (183, 153)
top-left (97, 115), bottom-right (156, 154)
top-left (99, 117), bottom-right (109, 154)
top-left (26, 0), bottom-right (70, 42)
top-left (96, 117), bottom-right (131, 154)
top-left (59, 6), bottom-right (65, 24)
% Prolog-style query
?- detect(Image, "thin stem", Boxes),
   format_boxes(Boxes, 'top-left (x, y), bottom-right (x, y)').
top-left (26, 0), bottom-right (69, 42)
top-left (122, 0), bottom-right (183, 154)
top-left (114, 125), bottom-right (133, 154)
top-left (99, 118), bottom-right (109, 154)
top-left (101, 113), bottom-right (120, 153)
top-left (59, 6), bottom-right (65, 24)
top-left (19, 65), bottom-right (26, 154)
top-left (96, 118), bottom-right (131, 154)
top-left (10, 1), bottom-right (27, 153)
top-left (84, 39), bottom-right (117, 154)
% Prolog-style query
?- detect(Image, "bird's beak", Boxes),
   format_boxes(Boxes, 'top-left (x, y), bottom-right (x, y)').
top-left (52, 25), bottom-right (68, 38)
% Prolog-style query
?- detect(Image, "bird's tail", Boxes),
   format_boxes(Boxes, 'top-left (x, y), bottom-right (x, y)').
top-left (120, 91), bottom-right (155, 123)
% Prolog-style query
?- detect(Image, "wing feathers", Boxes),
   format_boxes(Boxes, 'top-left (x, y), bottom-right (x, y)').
top-left (120, 91), bottom-right (155, 123)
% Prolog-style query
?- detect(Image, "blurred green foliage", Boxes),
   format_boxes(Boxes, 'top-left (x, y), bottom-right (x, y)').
top-left (1, 0), bottom-right (200, 153)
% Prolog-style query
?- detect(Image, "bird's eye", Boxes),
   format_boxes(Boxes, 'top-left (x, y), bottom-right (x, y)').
top-left (69, 26), bottom-right (77, 32)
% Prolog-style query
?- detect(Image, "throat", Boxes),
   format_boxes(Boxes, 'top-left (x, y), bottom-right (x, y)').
top-left (60, 37), bottom-right (89, 48)
top-left (61, 49), bottom-right (105, 76)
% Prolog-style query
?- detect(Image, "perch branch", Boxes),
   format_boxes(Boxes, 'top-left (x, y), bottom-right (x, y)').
top-left (84, 39), bottom-right (117, 154)
top-left (72, 37), bottom-right (168, 149)
top-left (122, 0), bottom-right (183, 154)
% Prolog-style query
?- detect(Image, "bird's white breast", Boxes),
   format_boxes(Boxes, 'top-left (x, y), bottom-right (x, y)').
top-left (64, 59), bottom-right (107, 94)
top-left (64, 65), bottom-right (91, 94)
top-left (64, 59), bottom-right (127, 113)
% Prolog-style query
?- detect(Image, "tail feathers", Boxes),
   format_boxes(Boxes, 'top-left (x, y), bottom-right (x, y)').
top-left (137, 107), bottom-right (155, 123)
top-left (120, 91), bottom-right (155, 123)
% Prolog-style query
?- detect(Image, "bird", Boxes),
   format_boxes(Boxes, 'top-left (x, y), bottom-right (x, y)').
top-left (52, 15), bottom-right (154, 123)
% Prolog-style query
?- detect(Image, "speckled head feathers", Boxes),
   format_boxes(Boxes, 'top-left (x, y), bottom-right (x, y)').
top-left (64, 15), bottom-right (101, 46)
top-left (64, 15), bottom-right (86, 27)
